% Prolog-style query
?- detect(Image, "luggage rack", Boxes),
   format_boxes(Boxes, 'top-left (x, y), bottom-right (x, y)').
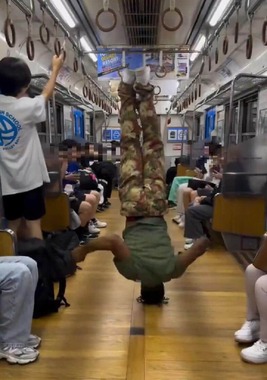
top-left (31, 74), bottom-right (94, 110)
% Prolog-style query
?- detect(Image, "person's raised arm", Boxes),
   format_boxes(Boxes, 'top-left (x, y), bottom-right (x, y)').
top-left (42, 54), bottom-right (64, 101)
top-left (71, 234), bottom-right (131, 263)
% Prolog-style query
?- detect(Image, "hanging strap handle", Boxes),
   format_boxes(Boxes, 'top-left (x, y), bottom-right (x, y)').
top-left (96, 0), bottom-right (117, 32)
top-left (39, 6), bottom-right (50, 45)
top-left (26, 14), bottom-right (35, 61)
top-left (4, 0), bottom-right (16, 48)
top-left (162, 0), bottom-right (183, 32)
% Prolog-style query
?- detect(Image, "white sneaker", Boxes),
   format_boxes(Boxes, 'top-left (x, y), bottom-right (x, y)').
top-left (184, 239), bottom-right (194, 250)
top-left (0, 345), bottom-right (39, 364)
top-left (94, 219), bottom-right (107, 228)
top-left (241, 340), bottom-right (267, 364)
top-left (172, 215), bottom-right (181, 224)
top-left (179, 215), bottom-right (185, 228)
top-left (234, 320), bottom-right (260, 343)
top-left (120, 68), bottom-right (135, 85)
top-left (88, 222), bottom-right (100, 234)
top-left (27, 334), bottom-right (41, 349)
top-left (135, 66), bottom-right (151, 86)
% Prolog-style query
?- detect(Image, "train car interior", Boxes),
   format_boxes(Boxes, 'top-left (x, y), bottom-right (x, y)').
top-left (1, 0), bottom-right (267, 378)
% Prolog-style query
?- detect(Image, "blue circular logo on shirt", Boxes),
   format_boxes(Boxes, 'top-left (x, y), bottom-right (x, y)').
top-left (0, 114), bottom-right (19, 147)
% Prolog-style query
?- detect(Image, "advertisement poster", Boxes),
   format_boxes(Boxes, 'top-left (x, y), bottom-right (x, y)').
top-left (167, 127), bottom-right (188, 143)
top-left (97, 53), bottom-right (123, 80)
top-left (98, 52), bottom-right (144, 80)
top-left (175, 53), bottom-right (190, 80)
top-left (102, 128), bottom-right (121, 142)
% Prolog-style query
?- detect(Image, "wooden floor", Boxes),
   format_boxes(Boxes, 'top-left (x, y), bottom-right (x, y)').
top-left (2, 192), bottom-right (267, 379)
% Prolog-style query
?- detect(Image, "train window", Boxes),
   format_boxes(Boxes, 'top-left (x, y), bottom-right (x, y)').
top-left (241, 96), bottom-right (258, 141)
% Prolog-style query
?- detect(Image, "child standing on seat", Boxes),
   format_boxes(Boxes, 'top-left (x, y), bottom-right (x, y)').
top-left (0, 53), bottom-right (64, 239)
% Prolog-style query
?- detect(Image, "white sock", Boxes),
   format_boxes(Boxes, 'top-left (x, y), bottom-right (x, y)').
top-left (135, 66), bottom-right (151, 86)
top-left (121, 69), bottom-right (135, 85)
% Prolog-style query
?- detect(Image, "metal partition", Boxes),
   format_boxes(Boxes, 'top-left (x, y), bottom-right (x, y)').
top-left (222, 135), bottom-right (267, 197)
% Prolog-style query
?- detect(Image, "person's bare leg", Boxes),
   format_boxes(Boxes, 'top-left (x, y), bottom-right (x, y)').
top-left (25, 219), bottom-right (43, 240)
top-left (178, 237), bottom-right (210, 269)
top-left (84, 193), bottom-right (98, 218)
top-left (8, 219), bottom-right (22, 237)
top-left (78, 201), bottom-right (93, 227)
top-left (183, 187), bottom-right (193, 211)
top-left (190, 190), bottom-right (198, 203)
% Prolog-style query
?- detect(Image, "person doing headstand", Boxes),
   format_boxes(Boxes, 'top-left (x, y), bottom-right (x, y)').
top-left (73, 66), bottom-right (209, 304)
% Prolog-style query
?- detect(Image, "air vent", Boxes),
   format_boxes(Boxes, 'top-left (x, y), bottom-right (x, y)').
top-left (122, 0), bottom-right (162, 46)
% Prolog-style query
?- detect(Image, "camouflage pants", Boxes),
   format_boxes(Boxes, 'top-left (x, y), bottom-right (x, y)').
top-left (118, 82), bottom-right (167, 217)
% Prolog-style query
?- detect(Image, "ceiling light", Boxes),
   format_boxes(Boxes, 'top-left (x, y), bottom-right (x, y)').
top-left (209, 0), bottom-right (233, 27)
top-left (80, 37), bottom-right (97, 63)
top-left (50, 0), bottom-right (76, 28)
top-left (190, 35), bottom-right (206, 62)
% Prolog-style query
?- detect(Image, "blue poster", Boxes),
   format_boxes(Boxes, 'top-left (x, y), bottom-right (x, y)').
top-left (98, 52), bottom-right (144, 80)
top-left (73, 109), bottom-right (85, 139)
top-left (97, 53), bottom-right (123, 80)
top-left (125, 53), bottom-right (144, 70)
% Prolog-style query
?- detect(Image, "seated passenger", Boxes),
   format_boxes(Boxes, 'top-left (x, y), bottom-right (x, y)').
top-left (0, 54), bottom-right (64, 239)
top-left (174, 167), bottom-right (217, 228)
top-left (70, 67), bottom-right (209, 304)
top-left (234, 236), bottom-right (267, 364)
top-left (0, 256), bottom-right (40, 364)
top-left (183, 172), bottom-right (222, 249)
top-left (60, 141), bottom-right (107, 237)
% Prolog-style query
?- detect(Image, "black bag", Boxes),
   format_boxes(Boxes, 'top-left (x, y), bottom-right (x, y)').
top-left (188, 178), bottom-right (216, 191)
top-left (17, 239), bottom-right (69, 318)
top-left (79, 171), bottom-right (98, 191)
top-left (45, 230), bottom-right (79, 280)
top-left (17, 231), bottom-right (79, 318)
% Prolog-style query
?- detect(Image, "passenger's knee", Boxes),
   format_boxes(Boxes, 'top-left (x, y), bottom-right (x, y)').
top-left (15, 263), bottom-right (32, 285)
top-left (79, 201), bottom-right (92, 214)
top-left (245, 263), bottom-right (260, 278)
top-left (91, 190), bottom-right (100, 201)
top-left (255, 275), bottom-right (267, 294)
top-left (85, 193), bottom-right (98, 205)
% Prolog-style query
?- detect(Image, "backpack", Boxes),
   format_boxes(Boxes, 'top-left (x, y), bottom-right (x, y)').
top-left (17, 231), bottom-right (79, 318)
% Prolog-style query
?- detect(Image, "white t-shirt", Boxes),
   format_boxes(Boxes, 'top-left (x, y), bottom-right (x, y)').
top-left (0, 94), bottom-right (50, 196)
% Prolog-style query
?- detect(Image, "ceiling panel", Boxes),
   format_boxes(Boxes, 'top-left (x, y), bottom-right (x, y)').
top-left (78, 0), bottom-right (204, 48)
top-left (158, 0), bottom-right (204, 45)
top-left (121, 0), bottom-right (161, 46)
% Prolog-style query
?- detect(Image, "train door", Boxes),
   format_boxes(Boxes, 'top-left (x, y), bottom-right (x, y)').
top-left (73, 109), bottom-right (85, 139)
top-left (205, 108), bottom-right (216, 140)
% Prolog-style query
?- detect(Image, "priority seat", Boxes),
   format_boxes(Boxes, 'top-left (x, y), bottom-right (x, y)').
top-left (0, 229), bottom-right (16, 256)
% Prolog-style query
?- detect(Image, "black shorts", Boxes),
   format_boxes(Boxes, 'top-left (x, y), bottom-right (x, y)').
top-left (70, 198), bottom-right (82, 214)
top-left (73, 189), bottom-right (86, 201)
top-left (2, 186), bottom-right (46, 221)
top-left (197, 188), bottom-right (212, 197)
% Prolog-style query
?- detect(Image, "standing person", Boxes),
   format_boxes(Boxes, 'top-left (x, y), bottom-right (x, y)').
top-left (72, 67), bottom-right (209, 304)
top-left (0, 53), bottom-right (64, 239)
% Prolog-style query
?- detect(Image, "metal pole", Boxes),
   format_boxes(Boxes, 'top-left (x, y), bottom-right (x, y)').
top-left (51, 94), bottom-right (58, 144)
top-left (247, 0), bottom-right (266, 16)
top-left (226, 78), bottom-right (236, 149)
top-left (11, 0), bottom-right (34, 16)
